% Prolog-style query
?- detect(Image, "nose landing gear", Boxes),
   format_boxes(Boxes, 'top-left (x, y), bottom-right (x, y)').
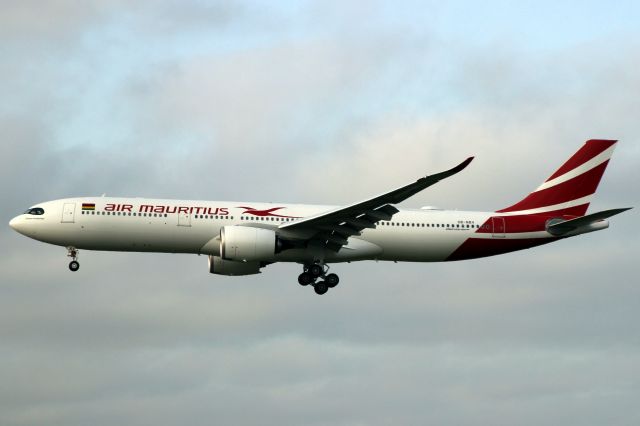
top-left (298, 263), bottom-right (339, 295)
top-left (67, 247), bottom-right (80, 272)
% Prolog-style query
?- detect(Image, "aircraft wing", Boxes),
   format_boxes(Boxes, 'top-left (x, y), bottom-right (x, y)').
top-left (279, 157), bottom-right (474, 251)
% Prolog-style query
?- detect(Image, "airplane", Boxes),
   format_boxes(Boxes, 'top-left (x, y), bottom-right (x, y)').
top-left (9, 139), bottom-right (631, 295)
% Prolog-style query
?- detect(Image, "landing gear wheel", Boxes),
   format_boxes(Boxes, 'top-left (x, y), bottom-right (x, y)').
top-left (298, 272), bottom-right (314, 286)
top-left (314, 281), bottom-right (328, 295)
top-left (66, 247), bottom-right (79, 272)
top-left (325, 273), bottom-right (339, 288)
top-left (308, 264), bottom-right (323, 277)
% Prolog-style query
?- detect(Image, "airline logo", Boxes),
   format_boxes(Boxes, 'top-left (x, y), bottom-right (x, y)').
top-left (101, 203), bottom-right (229, 215)
top-left (82, 203), bottom-right (96, 211)
top-left (237, 207), bottom-right (300, 218)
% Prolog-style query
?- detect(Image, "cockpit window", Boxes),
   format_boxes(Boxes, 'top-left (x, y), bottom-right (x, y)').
top-left (24, 207), bottom-right (45, 215)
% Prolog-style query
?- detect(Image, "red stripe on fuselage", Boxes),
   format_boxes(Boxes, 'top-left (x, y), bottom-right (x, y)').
top-left (546, 139), bottom-right (616, 181)
top-left (446, 237), bottom-right (558, 261)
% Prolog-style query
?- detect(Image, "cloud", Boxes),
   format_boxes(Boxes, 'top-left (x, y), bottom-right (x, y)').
top-left (0, 1), bottom-right (238, 41)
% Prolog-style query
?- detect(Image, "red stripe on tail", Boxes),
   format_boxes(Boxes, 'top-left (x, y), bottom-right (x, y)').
top-left (498, 160), bottom-right (609, 214)
top-left (547, 139), bottom-right (616, 181)
top-left (497, 139), bottom-right (617, 215)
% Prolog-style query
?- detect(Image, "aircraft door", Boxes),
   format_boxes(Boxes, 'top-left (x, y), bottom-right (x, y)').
top-left (61, 203), bottom-right (76, 223)
top-left (491, 217), bottom-right (506, 238)
top-left (178, 211), bottom-right (191, 227)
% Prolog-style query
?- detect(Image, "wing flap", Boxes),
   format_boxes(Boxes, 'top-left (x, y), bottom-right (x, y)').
top-left (344, 218), bottom-right (376, 229)
top-left (362, 209), bottom-right (394, 221)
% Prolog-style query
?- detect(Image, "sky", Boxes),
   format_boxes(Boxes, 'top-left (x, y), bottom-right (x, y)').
top-left (1, 1), bottom-right (639, 425)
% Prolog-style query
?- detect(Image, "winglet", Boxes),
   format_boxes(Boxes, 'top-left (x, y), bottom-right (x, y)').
top-left (420, 156), bottom-right (474, 184)
top-left (453, 157), bottom-right (474, 174)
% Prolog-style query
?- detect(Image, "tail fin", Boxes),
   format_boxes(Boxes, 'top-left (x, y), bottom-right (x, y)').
top-left (497, 139), bottom-right (618, 216)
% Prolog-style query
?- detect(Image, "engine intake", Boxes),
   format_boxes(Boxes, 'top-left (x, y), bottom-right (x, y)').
top-left (220, 226), bottom-right (278, 262)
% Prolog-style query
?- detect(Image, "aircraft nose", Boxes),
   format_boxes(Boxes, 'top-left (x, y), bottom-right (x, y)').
top-left (9, 216), bottom-right (24, 233)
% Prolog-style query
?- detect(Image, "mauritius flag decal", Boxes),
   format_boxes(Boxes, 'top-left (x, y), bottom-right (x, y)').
top-left (82, 203), bottom-right (96, 211)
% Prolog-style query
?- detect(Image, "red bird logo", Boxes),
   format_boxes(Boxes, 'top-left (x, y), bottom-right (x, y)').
top-left (236, 207), bottom-right (299, 218)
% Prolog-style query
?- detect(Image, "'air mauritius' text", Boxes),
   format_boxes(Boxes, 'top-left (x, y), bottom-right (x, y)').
top-left (104, 204), bottom-right (229, 215)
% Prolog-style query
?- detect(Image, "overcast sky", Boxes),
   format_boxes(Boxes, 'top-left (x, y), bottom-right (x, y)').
top-left (1, 1), bottom-right (639, 425)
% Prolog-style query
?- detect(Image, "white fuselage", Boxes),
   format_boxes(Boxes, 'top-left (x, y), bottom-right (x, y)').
top-left (9, 197), bottom-right (555, 264)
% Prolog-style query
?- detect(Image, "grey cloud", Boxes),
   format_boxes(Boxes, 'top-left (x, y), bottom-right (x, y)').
top-left (0, 1), bottom-right (238, 42)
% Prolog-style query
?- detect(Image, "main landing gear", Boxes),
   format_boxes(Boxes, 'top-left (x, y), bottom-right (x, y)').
top-left (298, 263), bottom-right (339, 295)
top-left (67, 247), bottom-right (80, 272)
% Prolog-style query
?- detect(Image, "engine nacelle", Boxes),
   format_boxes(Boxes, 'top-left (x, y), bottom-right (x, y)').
top-left (220, 226), bottom-right (278, 262)
top-left (208, 255), bottom-right (261, 276)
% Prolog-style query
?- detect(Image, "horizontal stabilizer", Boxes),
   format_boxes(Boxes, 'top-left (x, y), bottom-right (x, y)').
top-left (547, 208), bottom-right (632, 235)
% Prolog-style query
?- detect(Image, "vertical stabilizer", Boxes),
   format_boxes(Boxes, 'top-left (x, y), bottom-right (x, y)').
top-left (497, 139), bottom-right (617, 216)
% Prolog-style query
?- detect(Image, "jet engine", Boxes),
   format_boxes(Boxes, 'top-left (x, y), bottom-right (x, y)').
top-left (208, 255), bottom-right (261, 276)
top-left (220, 226), bottom-right (279, 262)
